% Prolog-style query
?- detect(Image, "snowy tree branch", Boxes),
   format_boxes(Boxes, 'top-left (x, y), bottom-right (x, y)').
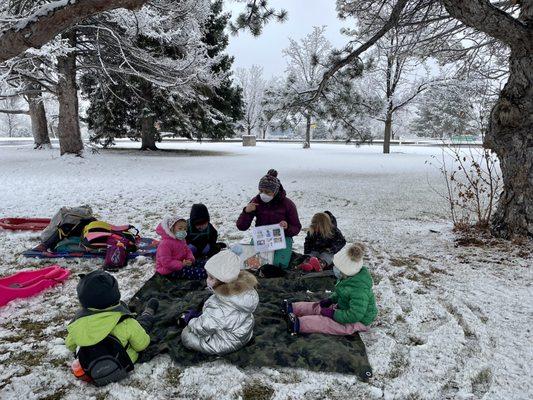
top-left (441, 0), bottom-right (532, 49)
top-left (307, 0), bottom-right (410, 103)
top-left (0, 108), bottom-right (29, 114)
top-left (0, 0), bottom-right (148, 63)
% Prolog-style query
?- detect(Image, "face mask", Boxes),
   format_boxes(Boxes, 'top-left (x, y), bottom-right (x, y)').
top-left (174, 231), bottom-right (187, 240)
top-left (333, 266), bottom-right (343, 280)
top-left (206, 276), bottom-right (218, 290)
top-left (260, 193), bottom-right (274, 203)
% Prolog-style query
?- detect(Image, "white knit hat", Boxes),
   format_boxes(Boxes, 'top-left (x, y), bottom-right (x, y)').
top-left (204, 250), bottom-right (242, 283)
top-left (333, 243), bottom-right (365, 276)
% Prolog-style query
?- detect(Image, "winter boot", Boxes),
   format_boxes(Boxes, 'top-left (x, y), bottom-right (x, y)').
top-left (308, 257), bottom-right (322, 272)
top-left (282, 299), bottom-right (293, 316)
top-left (287, 313), bottom-right (300, 336)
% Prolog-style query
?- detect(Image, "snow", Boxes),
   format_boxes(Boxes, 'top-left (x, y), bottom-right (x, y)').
top-left (0, 141), bottom-right (531, 399)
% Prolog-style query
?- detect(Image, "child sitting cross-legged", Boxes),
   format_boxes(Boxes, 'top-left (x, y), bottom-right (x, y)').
top-left (180, 251), bottom-right (259, 355)
top-left (300, 211), bottom-right (346, 272)
top-left (66, 270), bottom-right (158, 386)
top-left (156, 215), bottom-right (206, 280)
top-left (284, 243), bottom-right (377, 336)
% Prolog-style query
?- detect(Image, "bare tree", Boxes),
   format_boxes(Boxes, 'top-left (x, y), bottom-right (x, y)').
top-left (304, 0), bottom-right (532, 238)
top-left (235, 65), bottom-right (266, 136)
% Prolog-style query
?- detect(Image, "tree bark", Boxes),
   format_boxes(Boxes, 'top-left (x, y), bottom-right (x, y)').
top-left (440, 0), bottom-right (533, 237)
top-left (57, 31), bottom-right (83, 156)
top-left (140, 115), bottom-right (158, 150)
top-left (485, 48), bottom-right (533, 238)
top-left (383, 108), bottom-right (393, 154)
top-left (303, 113), bottom-right (312, 149)
top-left (25, 84), bottom-right (51, 149)
top-left (0, 0), bottom-right (148, 63)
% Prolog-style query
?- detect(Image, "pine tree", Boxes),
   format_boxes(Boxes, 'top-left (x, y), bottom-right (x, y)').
top-left (81, 0), bottom-right (243, 148)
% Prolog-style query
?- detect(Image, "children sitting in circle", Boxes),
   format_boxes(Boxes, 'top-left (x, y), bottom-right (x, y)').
top-left (300, 211), bottom-right (346, 272)
top-left (284, 243), bottom-right (377, 336)
top-left (180, 250), bottom-right (259, 355)
top-left (155, 215), bottom-right (206, 280)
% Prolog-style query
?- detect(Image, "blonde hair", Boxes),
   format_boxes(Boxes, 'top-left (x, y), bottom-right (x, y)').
top-left (309, 212), bottom-right (334, 238)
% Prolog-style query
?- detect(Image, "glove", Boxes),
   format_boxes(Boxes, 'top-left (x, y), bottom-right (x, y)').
top-left (178, 309), bottom-right (201, 327)
top-left (187, 244), bottom-right (198, 255)
top-left (201, 244), bottom-right (211, 255)
top-left (319, 298), bottom-right (334, 308)
top-left (320, 307), bottom-right (335, 319)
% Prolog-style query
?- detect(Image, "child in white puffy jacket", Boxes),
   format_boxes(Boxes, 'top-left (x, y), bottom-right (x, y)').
top-left (180, 251), bottom-right (259, 355)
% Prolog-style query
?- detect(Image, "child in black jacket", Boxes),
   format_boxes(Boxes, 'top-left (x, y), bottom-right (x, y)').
top-left (300, 211), bottom-right (346, 272)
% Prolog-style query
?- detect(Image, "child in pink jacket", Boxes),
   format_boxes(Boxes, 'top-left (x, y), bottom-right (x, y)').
top-left (155, 216), bottom-right (206, 280)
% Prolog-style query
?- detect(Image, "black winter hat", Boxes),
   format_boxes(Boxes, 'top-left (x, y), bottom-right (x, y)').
top-left (77, 270), bottom-right (121, 309)
top-left (190, 203), bottom-right (210, 225)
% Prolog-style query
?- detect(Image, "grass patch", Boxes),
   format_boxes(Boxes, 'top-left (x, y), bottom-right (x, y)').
top-left (165, 368), bottom-right (182, 386)
top-left (390, 257), bottom-right (419, 268)
top-left (242, 380), bottom-right (274, 400)
top-left (387, 349), bottom-right (409, 379)
top-left (40, 388), bottom-right (67, 400)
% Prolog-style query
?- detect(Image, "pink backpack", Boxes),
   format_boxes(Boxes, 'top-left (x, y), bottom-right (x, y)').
top-left (104, 236), bottom-right (129, 271)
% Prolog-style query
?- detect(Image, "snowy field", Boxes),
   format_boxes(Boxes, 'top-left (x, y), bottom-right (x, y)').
top-left (0, 141), bottom-right (531, 400)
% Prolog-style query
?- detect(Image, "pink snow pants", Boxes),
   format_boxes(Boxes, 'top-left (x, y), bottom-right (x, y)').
top-left (292, 301), bottom-right (369, 335)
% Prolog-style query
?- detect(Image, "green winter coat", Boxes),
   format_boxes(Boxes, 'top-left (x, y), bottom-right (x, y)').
top-left (65, 309), bottom-right (150, 364)
top-left (330, 266), bottom-right (378, 326)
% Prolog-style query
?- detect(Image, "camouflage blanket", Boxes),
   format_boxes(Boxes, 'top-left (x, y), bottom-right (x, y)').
top-left (129, 270), bottom-right (373, 381)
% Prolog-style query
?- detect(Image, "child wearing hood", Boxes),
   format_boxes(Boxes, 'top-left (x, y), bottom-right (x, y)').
top-left (66, 270), bottom-right (158, 384)
top-left (284, 243), bottom-right (377, 335)
top-left (156, 216), bottom-right (206, 280)
top-left (186, 203), bottom-right (221, 259)
top-left (180, 250), bottom-right (259, 355)
top-left (236, 169), bottom-right (302, 269)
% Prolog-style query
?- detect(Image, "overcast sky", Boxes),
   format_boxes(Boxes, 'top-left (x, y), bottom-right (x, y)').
top-left (225, 0), bottom-right (348, 79)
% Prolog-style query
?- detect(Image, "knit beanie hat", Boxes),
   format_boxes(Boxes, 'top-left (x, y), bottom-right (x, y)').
top-left (258, 169), bottom-right (281, 194)
top-left (204, 250), bottom-right (242, 283)
top-left (77, 270), bottom-right (121, 309)
top-left (333, 243), bottom-right (365, 276)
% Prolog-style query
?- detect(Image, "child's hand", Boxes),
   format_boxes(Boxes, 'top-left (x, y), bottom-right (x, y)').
top-left (319, 298), bottom-right (334, 308)
top-left (183, 259), bottom-right (193, 267)
top-left (279, 220), bottom-right (288, 229)
top-left (245, 202), bottom-right (258, 213)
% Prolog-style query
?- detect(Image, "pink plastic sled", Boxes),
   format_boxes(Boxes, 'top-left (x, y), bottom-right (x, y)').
top-left (0, 265), bottom-right (70, 307)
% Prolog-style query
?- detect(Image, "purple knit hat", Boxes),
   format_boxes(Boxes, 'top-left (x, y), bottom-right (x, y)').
top-left (258, 169), bottom-right (280, 193)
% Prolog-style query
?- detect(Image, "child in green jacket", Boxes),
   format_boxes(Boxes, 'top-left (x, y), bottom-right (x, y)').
top-left (66, 270), bottom-right (158, 366)
top-left (284, 243), bottom-right (377, 335)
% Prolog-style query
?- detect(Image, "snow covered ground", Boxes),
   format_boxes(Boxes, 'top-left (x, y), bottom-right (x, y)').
top-left (0, 142), bottom-right (531, 400)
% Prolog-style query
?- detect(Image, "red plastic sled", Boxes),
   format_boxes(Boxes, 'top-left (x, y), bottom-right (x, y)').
top-left (0, 218), bottom-right (51, 231)
top-left (0, 265), bottom-right (70, 307)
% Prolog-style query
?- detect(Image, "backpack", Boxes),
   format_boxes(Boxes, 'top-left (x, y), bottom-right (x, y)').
top-left (40, 206), bottom-right (94, 243)
top-left (82, 221), bottom-right (139, 252)
top-left (76, 316), bottom-right (134, 387)
top-left (104, 236), bottom-right (129, 271)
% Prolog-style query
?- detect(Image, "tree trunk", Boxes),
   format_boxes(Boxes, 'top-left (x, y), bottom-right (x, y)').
top-left (140, 114), bottom-right (158, 150)
top-left (485, 48), bottom-right (533, 238)
top-left (57, 31), bottom-right (83, 155)
top-left (383, 108), bottom-right (393, 154)
top-left (303, 113), bottom-right (311, 149)
top-left (26, 84), bottom-right (51, 149)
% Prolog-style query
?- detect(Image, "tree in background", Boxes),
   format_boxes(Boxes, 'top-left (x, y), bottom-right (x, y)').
top-left (235, 65), bottom-right (265, 136)
top-left (81, 0), bottom-right (244, 148)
